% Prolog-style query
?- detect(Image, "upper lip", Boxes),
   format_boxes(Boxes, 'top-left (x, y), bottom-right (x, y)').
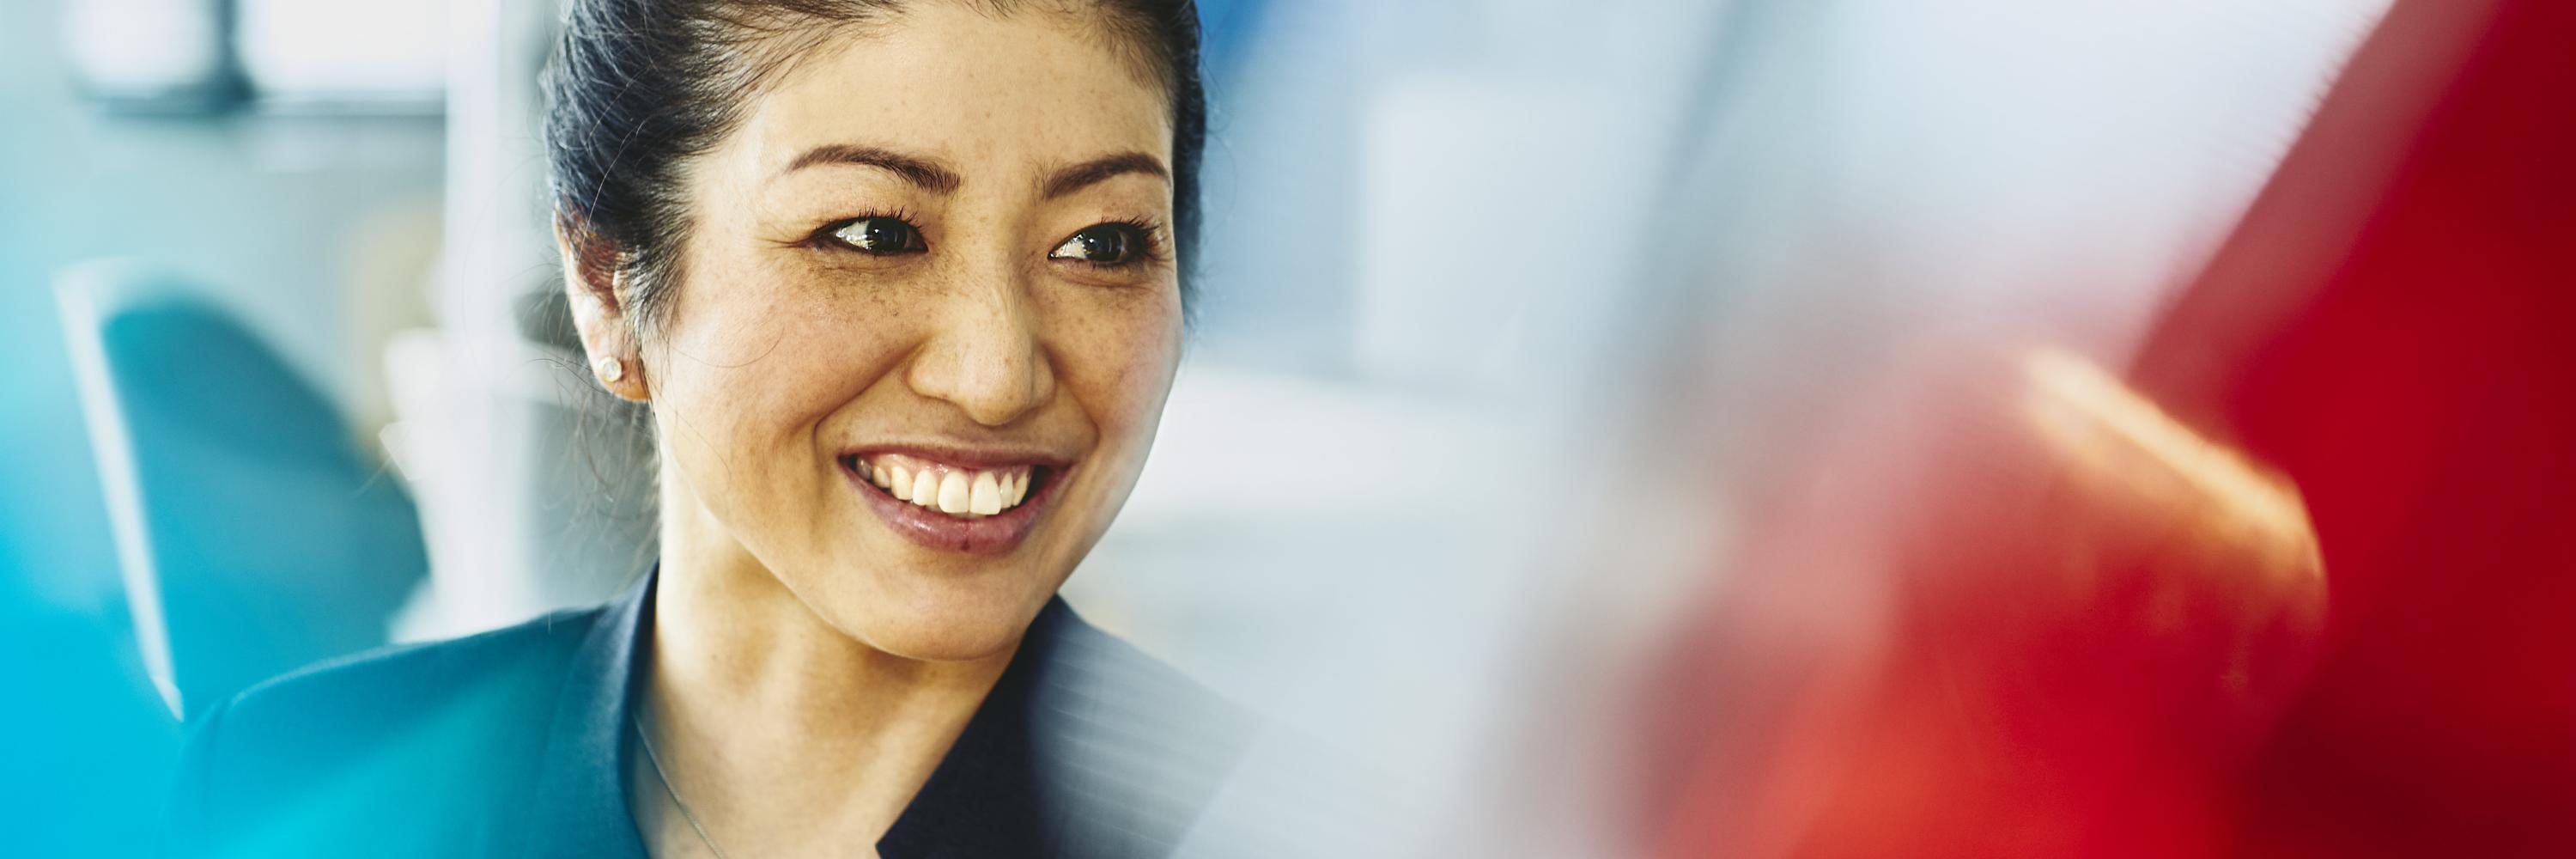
top-left (838, 442), bottom-right (1077, 470)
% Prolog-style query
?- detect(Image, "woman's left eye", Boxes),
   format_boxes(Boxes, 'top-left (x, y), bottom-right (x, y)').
top-left (1048, 223), bottom-right (1148, 265)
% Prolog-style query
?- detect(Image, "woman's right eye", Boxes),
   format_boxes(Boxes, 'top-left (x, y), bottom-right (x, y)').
top-left (825, 216), bottom-right (927, 256)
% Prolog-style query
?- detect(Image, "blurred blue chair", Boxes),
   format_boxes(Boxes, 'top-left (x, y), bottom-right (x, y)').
top-left (58, 261), bottom-right (427, 720)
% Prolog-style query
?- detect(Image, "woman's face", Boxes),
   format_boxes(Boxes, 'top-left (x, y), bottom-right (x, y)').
top-left (632, 5), bottom-right (1182, 661)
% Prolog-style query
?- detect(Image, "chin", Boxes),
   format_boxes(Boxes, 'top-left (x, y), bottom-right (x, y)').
top-left (832, 574), bottom-right (1055, 662)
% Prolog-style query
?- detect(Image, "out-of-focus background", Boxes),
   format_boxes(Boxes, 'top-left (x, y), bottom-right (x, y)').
top-left (7, 0), bottom-right (2573, 856)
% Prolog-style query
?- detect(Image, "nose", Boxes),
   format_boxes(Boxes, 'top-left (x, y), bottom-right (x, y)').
top-left (902, 269), bottom-right (1056, 427)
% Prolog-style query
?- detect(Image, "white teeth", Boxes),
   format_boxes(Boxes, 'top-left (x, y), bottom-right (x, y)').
top-left (863, 457), bottom-right (1044, 517)
top-left (910, 470), bottom-right (937, 508)
top-left (969, 471), bottom-right (1002, 515)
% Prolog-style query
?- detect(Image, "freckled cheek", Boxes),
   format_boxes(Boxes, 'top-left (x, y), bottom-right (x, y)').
top-left (1056, 300), bottom-right (1184, 442)
top-left (760, 313), bottom-right (910, 435)
top-left (655, 277), bottom-right (906, 486)
top-left (653, 352), bottom-right (805, 518)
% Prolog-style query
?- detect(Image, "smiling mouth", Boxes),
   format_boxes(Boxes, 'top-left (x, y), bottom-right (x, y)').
top-left (844, 452), bottom-right (1055, 518)
top-left (838, 450), bottom-right (1066, 555)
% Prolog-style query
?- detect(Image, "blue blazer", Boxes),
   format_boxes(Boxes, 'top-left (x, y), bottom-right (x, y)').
top-left (167, 570), bottom-right (1253, 857)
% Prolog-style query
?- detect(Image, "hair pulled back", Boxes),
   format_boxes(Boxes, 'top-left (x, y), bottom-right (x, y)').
top-left (543, 0), bottom-right (1206, 330)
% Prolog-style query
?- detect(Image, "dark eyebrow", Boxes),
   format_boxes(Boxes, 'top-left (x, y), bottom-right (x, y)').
top-left (1041, 152), bottom-right (1170, 200)
top-left (780, 143), bottom-right (962, 193)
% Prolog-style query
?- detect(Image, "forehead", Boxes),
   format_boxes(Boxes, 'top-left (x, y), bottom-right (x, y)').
top-left (724, 5), bottom-right (1175, 181)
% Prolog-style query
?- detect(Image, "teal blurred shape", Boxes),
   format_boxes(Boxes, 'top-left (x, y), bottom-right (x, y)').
top-left (58, 261), bottom-right (428, 722)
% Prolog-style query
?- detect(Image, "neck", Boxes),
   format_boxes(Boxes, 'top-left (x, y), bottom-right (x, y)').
top-left (640, 466), bottom-right (1017, 851)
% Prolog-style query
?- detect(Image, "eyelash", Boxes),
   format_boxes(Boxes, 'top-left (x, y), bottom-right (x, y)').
top-left (801, 211), bottom-right (1172, 270)
top-left (1072, 216), bottom-right (1172, 270)
top-left (804, 209), bottom-right (924, 253)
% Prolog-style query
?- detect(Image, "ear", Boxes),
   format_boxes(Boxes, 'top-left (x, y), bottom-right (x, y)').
top-left (556, 215), bottom-right (651, 402)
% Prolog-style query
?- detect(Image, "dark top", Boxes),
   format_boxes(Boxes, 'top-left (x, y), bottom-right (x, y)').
top-left (166, 570), bottom-right (1255, 857)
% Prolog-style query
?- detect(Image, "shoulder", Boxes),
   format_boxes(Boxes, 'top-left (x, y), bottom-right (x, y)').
top-left (1038, 600), bottom-right (1258, 746)
top-left (1026, 602), bottom-right (1263, 854)
top-left (211, 606), bottom-right (600, 734)
top-left (167, 606), bottom-right (605, 856)
top-left (1036, 606), bottom-right (1426, 856)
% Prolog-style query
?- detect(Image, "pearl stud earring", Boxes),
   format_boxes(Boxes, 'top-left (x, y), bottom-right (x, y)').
top-left (594, 355), bottom-right (626, 383)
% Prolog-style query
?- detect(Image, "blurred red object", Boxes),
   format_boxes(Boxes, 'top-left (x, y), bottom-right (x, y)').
top-left (1642, 0), bottom-right (2576, 856)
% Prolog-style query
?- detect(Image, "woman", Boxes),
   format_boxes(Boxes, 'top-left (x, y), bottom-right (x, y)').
top-left (168, 1), bottom-right (1248, 856)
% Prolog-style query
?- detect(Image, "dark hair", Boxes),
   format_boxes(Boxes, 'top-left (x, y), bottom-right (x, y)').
top-left (542, 0), bottom-right (1206, 332)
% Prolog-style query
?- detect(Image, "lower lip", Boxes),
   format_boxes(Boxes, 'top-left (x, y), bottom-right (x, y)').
top-left (842, 460), bottom-right (1064, 556)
